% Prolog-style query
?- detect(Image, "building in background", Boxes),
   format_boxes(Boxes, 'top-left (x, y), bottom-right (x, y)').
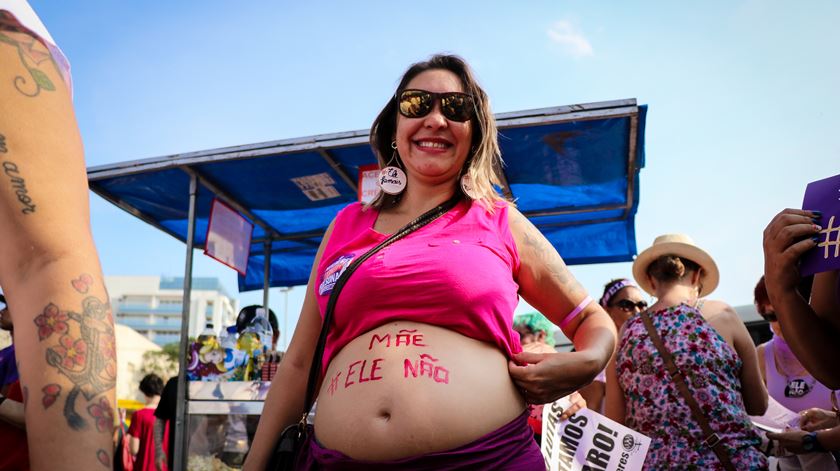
top-left (106, 275), bottom-right (238, 346)
top-left (115, 323), bottom-right (165, 401)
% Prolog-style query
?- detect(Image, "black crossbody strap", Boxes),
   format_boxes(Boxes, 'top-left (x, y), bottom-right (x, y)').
top-left (638, 310), bottom-right (737, 471)
top-left (299, 193), bottom-right (462, 418)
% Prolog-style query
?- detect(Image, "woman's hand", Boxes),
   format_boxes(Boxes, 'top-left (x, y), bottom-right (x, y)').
top-left (766, 429), bottom-right (811, 454)
top-left (763, 208), bottom-right (821, 296)
top-left (559, 391), bottom-right (586, 420)
top-left (508, 350), bottom-right (599, 405)
top-left (800, 408), bottom-right (840, 432)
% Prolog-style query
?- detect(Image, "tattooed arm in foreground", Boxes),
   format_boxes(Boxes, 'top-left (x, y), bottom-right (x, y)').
top-left (506, 206), bottom-right (616, 405)
top-left (0, 14), bottom-right (116, 470)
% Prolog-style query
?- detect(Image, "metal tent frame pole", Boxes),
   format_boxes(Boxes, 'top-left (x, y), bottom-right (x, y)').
top-left (263, 240), bottom-right (271, 327)
top-left (173, 173), bottom-right (197, 471)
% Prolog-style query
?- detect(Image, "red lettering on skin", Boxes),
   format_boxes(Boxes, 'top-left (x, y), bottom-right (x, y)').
top-left (370, 358), bottom-right (384, 380)
top-left (369, 333), bottom-right (390, 350)
top-left (433, 367), bottom-right (449, 384)
top-left (345, 360), bottom-right (361, 388)
top-left (420, 359), bottom-right (434, 377)
top-left (328, 372), bottom-right (342, 395)
top-left (396, 329), bottom-right (427, 347)
top-left (358, 360), bottom-right (370, 383)
top-left (404, 355), bottom-right (451, 384)
top-left (404, 359), bottom-right (418, 378)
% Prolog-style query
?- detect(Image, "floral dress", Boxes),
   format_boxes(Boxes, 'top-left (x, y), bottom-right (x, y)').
top-left (616, 304), bottom-right (767, 470)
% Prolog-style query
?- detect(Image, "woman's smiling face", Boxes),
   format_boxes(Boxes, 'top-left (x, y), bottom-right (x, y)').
top-left (394, 69), bottom-right (473, 187)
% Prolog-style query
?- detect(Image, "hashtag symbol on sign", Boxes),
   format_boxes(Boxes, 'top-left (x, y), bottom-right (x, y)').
top-left (819, 215), bottom-right (840, 259)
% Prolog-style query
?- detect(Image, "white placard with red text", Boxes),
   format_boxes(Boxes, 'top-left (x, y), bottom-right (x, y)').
top-left (358, 164), bottom-right (381, 204)
top-left (541, 396), bottom-right (650, 471)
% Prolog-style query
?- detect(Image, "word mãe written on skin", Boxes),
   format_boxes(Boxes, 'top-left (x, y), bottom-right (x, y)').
top-left (326, 329), bottom-right (450, 396)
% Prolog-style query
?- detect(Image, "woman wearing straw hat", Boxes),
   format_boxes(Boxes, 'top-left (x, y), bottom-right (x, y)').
top-left (605, 234), bottom-right (769, 470)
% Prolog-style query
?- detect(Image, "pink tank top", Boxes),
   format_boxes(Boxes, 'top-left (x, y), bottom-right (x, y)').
top-left (315, 199), bottom-right (527, 374)
top-left (763, 336), bottom-right (833, 412)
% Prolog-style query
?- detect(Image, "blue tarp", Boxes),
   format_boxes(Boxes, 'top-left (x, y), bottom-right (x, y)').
top-left (88, 99), bottom-right (647, 292)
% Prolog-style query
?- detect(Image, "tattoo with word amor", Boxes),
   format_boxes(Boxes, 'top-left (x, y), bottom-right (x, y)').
top-left (0, 14), bottom-right (59, 97)
top-left (3, 160), bottom-right (37, 214)
top-left (32, 274), bottom-right (116, 431)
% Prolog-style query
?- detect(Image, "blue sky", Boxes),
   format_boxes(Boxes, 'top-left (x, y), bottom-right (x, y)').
top-left (27, 1), bottom-right (839, 347)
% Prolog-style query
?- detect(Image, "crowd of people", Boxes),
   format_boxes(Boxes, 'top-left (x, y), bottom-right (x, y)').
top-left (1, 1), bottom-right (839, 470)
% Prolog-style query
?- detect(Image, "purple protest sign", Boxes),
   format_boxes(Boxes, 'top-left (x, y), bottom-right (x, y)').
top-left (800, 173), bottom-right (840, 277)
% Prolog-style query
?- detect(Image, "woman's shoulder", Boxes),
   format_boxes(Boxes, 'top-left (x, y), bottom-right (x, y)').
top-left (337, 201), bottom-right (369, 219)
top-left (331, 201), bottom-right (375, 230)
top-left (698, 299), bottom-right (740, 324)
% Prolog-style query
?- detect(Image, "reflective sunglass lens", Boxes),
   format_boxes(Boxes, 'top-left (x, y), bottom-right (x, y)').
top-left (399, 91), bottom-right (432, 118)
top-left (440, 94), bottom-right (473, 122)
top-left (398, 90), bottom-right (473, 121)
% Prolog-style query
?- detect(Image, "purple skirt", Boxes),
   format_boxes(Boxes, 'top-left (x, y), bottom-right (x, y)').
top-left (296, 410), bottom-right (544, 470)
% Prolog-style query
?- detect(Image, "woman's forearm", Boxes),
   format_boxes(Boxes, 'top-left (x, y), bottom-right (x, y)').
top-left (243, 357), bottom-right (310, 470)
top-left (570, 309), bottom-right (616, 377)
top-left (0, 21), bottom-right (116, 470)
top-left (817, 425), bottom-right (840, 451)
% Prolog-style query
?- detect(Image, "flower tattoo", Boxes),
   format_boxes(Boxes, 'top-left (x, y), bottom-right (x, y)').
top-left (87, 397), bottom-right (114, 433)
top-left (34, 275), bottom-right (116, 433)
top-left (54, 335), bottom-right (88, 370)
top-left (42, 384), bottom-right (61, 409)
top-left (33, 303), bottom-right (69, 340)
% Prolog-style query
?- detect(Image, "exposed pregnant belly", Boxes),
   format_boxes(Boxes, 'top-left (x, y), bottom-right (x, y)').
top-left (313, 321), bottom-right (526, 460)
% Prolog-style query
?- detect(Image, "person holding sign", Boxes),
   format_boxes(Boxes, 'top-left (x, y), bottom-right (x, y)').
top-left (605, 234), bottom-right (768, 470)
top-left (763, 207), bottom-right (840, 390)
top-left (753, 275), bottom-right (838, 470)
top-left (244, 54), bottom-right (616, 469)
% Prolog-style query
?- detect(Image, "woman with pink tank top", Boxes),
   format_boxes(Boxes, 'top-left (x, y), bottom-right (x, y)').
top-left (244, 55), bottom-right (617, 470)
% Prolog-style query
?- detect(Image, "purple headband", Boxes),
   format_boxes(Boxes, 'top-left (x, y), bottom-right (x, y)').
top-left (600, 279), bottom-right (636, 307)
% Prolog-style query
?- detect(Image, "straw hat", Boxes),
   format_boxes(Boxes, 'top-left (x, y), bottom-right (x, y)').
top-left (632, 234), bottom-right (719, 297)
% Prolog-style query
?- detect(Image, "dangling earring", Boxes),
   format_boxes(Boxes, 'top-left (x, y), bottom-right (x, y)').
top-left (460, 173), bottom-right (478, 199)
top-left (379, 141), bottom-right (407, 195)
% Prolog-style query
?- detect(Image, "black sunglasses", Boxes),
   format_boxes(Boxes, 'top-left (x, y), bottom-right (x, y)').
top-left (397, 89), bottom-right (475, 122)
top-left (761, 311), bottom-right (778, 322)
top-left (612, 299), bottom-right (648, 312)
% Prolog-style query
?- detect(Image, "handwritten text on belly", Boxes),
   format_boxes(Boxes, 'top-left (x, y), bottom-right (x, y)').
top-left (327, 327), bottom-right (451, 396)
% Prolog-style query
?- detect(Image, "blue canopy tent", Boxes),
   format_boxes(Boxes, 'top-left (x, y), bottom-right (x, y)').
top-left (87, 98), bottom-right (646, 467)
top-left (88, 98), bottom-right (647, 292)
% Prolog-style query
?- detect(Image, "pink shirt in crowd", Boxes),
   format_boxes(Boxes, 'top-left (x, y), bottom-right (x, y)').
top-left (315, 199), bottom-right (537, 373)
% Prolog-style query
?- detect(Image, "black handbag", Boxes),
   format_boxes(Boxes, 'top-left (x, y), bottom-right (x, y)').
top-left (266, 194), bottom-right (461, 470)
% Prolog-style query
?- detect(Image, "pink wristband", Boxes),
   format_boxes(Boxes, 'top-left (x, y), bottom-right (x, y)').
top-left (559, 296), bottom-right (593, 329)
